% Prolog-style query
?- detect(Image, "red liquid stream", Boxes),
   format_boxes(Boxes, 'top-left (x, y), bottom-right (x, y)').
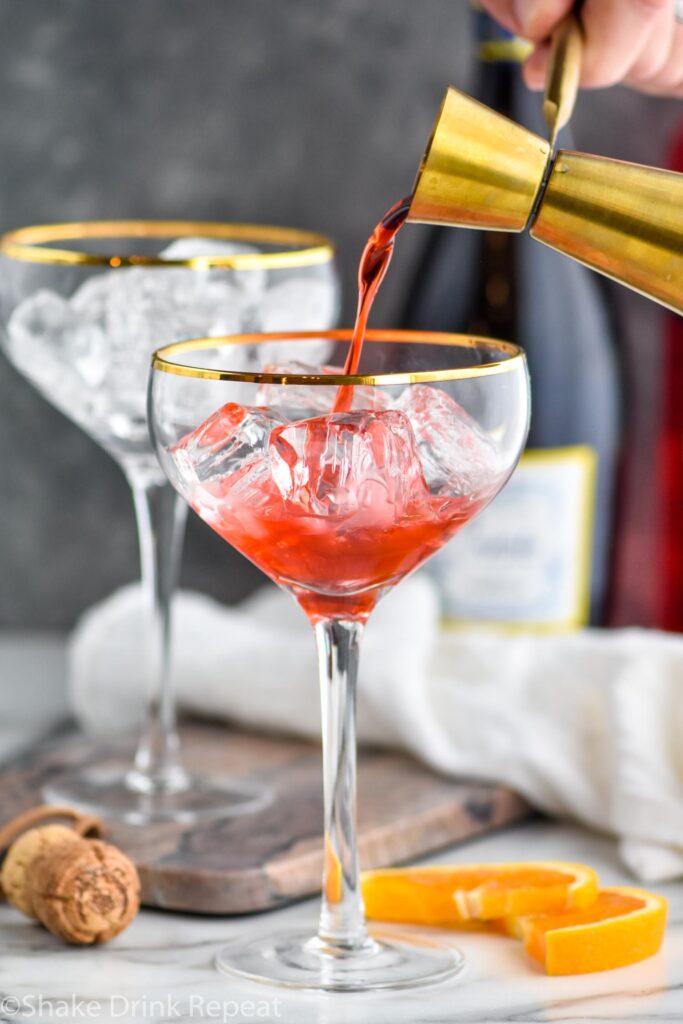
top-left (333, 196), bottom-right (412, 413)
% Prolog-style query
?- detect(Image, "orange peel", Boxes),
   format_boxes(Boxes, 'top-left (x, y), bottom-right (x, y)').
top-left (506, 885), bottom-right (668, 975)
top-left (361, 861), bottom-right (599, 926)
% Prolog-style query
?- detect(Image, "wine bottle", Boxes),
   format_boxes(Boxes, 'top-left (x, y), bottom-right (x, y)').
top-left (402, 8), bottom-right (622, 630)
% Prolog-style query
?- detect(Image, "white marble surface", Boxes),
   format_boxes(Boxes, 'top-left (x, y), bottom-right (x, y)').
top-left (0, 635), bottom-right (681, 1024)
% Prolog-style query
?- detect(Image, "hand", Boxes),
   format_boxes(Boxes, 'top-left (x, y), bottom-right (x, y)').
top-left (479, 0), bottom-right (683, 97)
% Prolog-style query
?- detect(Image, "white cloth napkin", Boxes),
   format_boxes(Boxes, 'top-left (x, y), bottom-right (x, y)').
top-left (68, 576), bottom-right (683, 881)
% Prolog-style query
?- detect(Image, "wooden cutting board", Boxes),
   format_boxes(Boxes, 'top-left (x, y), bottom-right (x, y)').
top-left (0, 722), bottom-right (530, 914)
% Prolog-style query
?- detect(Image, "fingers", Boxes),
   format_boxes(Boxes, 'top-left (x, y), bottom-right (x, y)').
top-left (521, 41), bottom-right (552, 90)
top-left (476, 1), bottom-right (521, 36)
top-left (511, 0), bottom-right (574, 40)
top-left (626, 2), bottom-right (676, 84)
top-left (578, 0), bottom-right (674, 88)
top-left (482, 0), bottom-right (683, 98)
top-left (477, 0), bottom-right (573, 39)
top-left (630, 24), bottom-right (683, 96)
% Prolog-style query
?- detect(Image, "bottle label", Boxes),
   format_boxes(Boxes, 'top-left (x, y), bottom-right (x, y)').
top-left (430, 446), bottom-right (597, 631)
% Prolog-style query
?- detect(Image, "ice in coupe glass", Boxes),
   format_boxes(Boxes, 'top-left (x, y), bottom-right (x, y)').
top-left (150, 325), bottom-right (530, 989)
top-left (0, 221), bottom-right (339, 824)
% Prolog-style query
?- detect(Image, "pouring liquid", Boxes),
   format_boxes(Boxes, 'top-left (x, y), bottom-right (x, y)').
top-left (333, 196), bottom-right (412, 412)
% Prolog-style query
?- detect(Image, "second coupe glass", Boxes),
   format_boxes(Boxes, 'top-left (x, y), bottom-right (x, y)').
top-left (0, 221), bottom-right (339, 823)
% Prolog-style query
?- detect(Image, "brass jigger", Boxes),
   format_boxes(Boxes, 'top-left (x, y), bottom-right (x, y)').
top-left (409, 79), bottom-right (683, 314)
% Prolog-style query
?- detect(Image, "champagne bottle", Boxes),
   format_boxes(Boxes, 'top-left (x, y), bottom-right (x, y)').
top-left (402, 8), bottom-right (622, 629)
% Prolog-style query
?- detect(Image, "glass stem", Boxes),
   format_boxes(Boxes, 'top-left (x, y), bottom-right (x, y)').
top-left (127, 476), bottom-right (188, 795)
top-left (314, 618), bottom-right (369, 951)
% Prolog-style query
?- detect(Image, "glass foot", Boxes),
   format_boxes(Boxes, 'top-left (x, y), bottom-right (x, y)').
top-left (215, 927), bottom-right (464, 992)
top-left (42, 757), bottom-right (270, 825)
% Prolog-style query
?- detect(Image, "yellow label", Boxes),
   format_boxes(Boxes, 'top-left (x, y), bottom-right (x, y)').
top-left (478, 39), bottom-right (534, 63)
top-left (435, 446), bottom-right (597, 633)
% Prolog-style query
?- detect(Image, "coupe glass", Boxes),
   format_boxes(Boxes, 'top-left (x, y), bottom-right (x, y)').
top-left (149, 329), bottom-right (530, 990)
top-left (0, 222), bottom-right (339, 823)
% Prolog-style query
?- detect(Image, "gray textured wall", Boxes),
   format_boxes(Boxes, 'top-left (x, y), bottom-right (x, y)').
top-left (0, 0), bottom-right (679, 627)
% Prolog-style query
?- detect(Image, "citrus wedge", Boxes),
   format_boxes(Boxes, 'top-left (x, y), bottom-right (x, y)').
top-left (361, 861), bottom-right (599, 926)
top-left (506, 886), bottom-right (668, 975)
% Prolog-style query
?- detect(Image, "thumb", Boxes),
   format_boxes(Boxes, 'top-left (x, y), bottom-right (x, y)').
top-left (521, 41), bottom-right (552, 91)
top-left (512, 0), bottom-right (575, 40)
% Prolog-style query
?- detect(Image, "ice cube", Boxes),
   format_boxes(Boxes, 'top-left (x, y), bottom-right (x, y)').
top-left (268, 409), bottom-right (430, 521)
top-left (73, 257), bottom-right (245, 363)
top-left (5, 287), bottom-right (110, 418)
top-left (254, 334), bottom-right (336, 371)
top-left (161, 235), bottom-right (267, 305)
top-left (396, 384), bottom-right (501, 497)
top-left (173, 402), bottom-right (284, 488)
top-left (171, 401), bottom-right (285, 532)
top-left (159, 237), bottom-right (261, 261)
top-left (190, 453), bottom-right (275, 534)
top-left (70, 243), bottom-right (338, 427)
top-left (260, 277), bottom-right (338, 333)
top-left (256, 363), bottom-right (391, 420)
top-left (4, 236), bottom-right (337, 467)
top-left (69, 263), bottom-right (248, 437)
top-left (70, 270), bottom-right (117, 323)
top-left (100, 266), bottom-right (243, 355)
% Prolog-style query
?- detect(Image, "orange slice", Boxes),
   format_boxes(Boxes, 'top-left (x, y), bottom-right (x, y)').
top-left (506, 886), bottom-right (668, 975)
top-left (361, 861), bottom-right (599, 926)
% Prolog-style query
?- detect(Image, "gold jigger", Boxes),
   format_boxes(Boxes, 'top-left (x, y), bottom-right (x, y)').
top-left (409, 86), bottom-right (683, 315)
top-left (409, 87), bottom-right (550, 232)
top-left (531, 152), bottom-right (683, 314)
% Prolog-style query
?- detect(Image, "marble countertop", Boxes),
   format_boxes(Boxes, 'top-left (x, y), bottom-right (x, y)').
top-left (0, 635), bottom-right (680, 1024)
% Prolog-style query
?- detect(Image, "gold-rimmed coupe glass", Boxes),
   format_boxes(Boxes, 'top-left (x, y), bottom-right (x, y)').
top-left (149, 329), bottom-right (530, 989)
top-left (0, 221), bottom-right (339, 824)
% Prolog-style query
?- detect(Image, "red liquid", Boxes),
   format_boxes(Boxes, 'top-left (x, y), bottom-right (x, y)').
top-left (334, 196), bottom-right (411, 413)
top-left (194, 464), bottom-right (483, 622)
top-left (179, 197), bottom-right (494, 622)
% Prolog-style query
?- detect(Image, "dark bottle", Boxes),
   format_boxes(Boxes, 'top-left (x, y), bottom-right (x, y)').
top-left (403, 9), bottom-right (622, 630)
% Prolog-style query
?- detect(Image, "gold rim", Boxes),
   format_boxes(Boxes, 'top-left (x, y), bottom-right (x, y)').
top-left (0, 220), bottom-right (335, 270)
top-left (151, 330), bottom-right (526, 386)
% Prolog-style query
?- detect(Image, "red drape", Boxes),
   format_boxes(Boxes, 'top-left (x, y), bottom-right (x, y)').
top-left (658, 123), bottom-right (683, 630)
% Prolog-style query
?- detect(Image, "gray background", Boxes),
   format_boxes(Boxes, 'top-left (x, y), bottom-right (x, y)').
top-left (0, 0), bottom-right (680, 627)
